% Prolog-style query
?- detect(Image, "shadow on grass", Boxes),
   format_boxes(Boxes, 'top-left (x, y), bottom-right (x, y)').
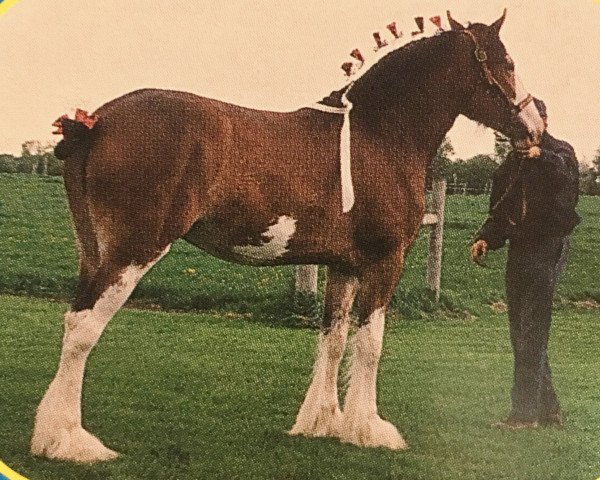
top-left (0, 274), bottom-right (77, 302)
top-left (0, 272), bottom-right (477, 331)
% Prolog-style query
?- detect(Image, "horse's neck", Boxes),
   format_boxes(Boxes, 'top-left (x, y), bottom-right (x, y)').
top-left (348, 35), bottom-right (464, 157)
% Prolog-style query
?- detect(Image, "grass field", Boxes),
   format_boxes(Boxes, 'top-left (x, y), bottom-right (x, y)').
top-left (0, 173), bottom-right (599, 479)
top-left (1, 296), bottom-right (599, 480)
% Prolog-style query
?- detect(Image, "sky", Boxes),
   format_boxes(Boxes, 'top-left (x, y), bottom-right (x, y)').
top-left (1, 0), bottom-right (599, 163)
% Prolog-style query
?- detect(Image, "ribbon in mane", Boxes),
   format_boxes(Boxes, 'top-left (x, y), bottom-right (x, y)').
top-left (307, 13), bottom-right (446, 213)
top-left (308, 88), bottom-right (354, 213)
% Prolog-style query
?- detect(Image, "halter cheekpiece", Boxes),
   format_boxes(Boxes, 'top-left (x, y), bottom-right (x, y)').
top-left (461, 28), bottom-right (532, 115)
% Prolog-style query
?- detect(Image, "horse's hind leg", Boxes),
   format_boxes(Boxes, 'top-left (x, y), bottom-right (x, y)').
top-left (31, 246), bottom-right (170, 463)
top-left (339, 255), bottom-right (407, 450)
top-left (289, 268), bottom-right (357, 438)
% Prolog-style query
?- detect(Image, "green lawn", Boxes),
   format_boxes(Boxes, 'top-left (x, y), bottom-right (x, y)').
top-left (0, 174), bottom-right (599, 479)
top-left (0, 295), bottom-right (599, 480)
top-left (0, 174), bottom-right (598, 321)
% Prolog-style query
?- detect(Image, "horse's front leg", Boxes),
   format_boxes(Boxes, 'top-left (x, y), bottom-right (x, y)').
top-left (289, 268), bottom-right (358, 438)
top-left (339, 253), bottom-right (407, 450)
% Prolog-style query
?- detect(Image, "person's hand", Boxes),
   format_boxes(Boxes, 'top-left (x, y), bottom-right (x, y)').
top-left (471, 240), bottom-right (488, 266)
top-left (515, 146), bottom-right (541, 159)
top-left (525, 146), bottom-right (541, 158)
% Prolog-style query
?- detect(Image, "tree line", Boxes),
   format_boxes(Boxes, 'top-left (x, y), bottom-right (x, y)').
top-left (0, 141), bottom-right (64, 176)
top-left (428, 133), bottom-right (600, 196)
top-left (2, 137), bottom-right (600, 195)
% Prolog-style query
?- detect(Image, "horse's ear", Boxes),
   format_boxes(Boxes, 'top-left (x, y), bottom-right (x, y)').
top-left (447, 11), bottom-right (465, 31)
top-left (491, 8), bottom-right (507, 34)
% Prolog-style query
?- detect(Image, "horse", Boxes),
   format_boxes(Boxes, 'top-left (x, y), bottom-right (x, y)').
top-left (31, 11), bottom-right (544, 463)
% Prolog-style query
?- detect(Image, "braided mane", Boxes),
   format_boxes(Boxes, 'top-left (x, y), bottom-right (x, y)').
top-left (319, 30), bottom-right (460, 108)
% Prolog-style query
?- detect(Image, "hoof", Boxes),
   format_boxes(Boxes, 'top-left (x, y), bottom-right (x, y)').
top-left (340, 414), bottom-right (407, 450)
top-left (289, 405), bottom-right (343, 438)
top-left (31, 426), bottom-right (118, 464)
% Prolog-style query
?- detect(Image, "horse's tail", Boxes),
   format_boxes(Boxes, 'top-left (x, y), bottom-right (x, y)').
top-left (52, 110), bottom-right (98, 160)
top-left (53, 110), bottom-right (100, 272)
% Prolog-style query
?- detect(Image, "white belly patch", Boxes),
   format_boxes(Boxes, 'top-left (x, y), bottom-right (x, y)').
top-left (232, 215), bottom-right (297, 264)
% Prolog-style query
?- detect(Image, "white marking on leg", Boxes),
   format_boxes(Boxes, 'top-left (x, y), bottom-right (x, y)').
top-left (31, 246), bottom-right (170, 463)
top-left (95, 224), bottom-right (111, 264)
top-left (290, 277), bottom-right (357, 437)
top-left (232, 215), bottom-right (296, 264)
top-left (289, 322), bottom-right (349, 437)
top-left (345, 308), bottom-right (385, 418)
top-left (340, 307), bottom-right (406, 450)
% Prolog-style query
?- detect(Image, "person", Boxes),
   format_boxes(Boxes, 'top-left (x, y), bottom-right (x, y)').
top-left (471, 98), bottom-right (580, 428)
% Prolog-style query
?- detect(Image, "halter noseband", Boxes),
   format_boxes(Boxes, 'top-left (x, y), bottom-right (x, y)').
top-left (461, 29), bottom-right (533, 115)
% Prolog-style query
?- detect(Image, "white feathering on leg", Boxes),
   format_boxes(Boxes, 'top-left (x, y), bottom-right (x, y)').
top-left (289, 277), bottom-right (357, 437)
top-left (31, 247), bottom-right (169, 463)
top-left (340, 307), bottom-right (407, 450)
top-left (289, 321), bottom-right (349, 437)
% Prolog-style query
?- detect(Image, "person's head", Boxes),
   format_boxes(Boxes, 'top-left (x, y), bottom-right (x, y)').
top-left (533, 97), bottom-right (548, 130)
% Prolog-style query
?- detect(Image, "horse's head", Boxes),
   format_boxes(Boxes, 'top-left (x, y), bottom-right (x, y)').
top-left (448, 10), bottom-right (544, 149)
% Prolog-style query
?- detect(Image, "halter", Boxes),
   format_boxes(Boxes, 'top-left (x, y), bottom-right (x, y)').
top-left (460, 29), bottom-right (536, 224)
top-left (461, 29), bottom-right (533, 116)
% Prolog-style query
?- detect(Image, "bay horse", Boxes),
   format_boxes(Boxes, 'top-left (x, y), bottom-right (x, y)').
top-left (32, 11), bottom-right (544, 463)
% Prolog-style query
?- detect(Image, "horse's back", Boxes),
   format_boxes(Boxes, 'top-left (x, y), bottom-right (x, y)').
top-left (86, 88), bottom-right (316, 179)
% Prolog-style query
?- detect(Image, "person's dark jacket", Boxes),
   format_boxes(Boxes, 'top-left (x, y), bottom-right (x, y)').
top-left (474, 132), bottom-right (580, 250)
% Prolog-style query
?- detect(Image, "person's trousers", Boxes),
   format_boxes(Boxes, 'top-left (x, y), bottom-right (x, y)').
top-left (505, 236), bottom-right (569, 422)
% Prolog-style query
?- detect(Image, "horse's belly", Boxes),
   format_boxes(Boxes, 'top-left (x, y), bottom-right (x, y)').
top-left (183, 215), bottom-right (298, 266)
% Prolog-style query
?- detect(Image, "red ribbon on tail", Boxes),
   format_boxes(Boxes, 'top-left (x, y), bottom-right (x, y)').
top-left (52, 109), bottom-right (98, 135)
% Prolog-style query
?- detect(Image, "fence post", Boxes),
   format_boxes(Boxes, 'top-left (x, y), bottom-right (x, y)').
top-left (426, 179), bottom-right (447, 301)
top-left (295, 265), bottom-right (318, 296)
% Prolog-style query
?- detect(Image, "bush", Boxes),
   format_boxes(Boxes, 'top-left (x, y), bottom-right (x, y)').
top-left (0, 155), bottom-right (17, 174)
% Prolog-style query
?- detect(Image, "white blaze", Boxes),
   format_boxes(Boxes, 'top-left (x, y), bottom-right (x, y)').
top-left (515, 74), bottom-right (545, 145)
top-left (232, 215), bottom-right (297, 263)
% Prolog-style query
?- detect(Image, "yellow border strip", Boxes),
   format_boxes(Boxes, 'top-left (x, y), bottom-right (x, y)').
top-left (0, 461), bottom-right (29, 480)
top-left (0, 0), bottom-right (22, 17)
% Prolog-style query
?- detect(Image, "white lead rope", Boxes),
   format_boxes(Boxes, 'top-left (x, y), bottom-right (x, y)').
top-left (307, 92), bottom-right (355, 213)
